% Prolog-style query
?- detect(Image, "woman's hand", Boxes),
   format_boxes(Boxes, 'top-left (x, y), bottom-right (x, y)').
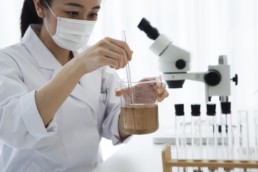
top-left (77, 37), bottom-right (133, 74)
top-left (116, 77), bottom-right (169, 103)
top-left (156, 81), bottom-right (169, 102)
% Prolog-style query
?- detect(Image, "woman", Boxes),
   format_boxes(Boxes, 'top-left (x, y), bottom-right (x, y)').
top-left (0, 0), bottom-right (169, 171)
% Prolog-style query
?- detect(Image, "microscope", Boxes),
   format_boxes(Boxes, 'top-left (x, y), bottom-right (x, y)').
top-left (138, 18), bottom-right (238, 144)
top-left (137, 18), bottom-right (238, 104)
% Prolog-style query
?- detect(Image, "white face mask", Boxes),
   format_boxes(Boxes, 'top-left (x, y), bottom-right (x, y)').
top-left (44, 3), bottom-right (96, 51)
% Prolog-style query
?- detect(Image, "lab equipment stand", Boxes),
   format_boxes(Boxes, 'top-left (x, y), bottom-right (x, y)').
top-left (162, 145), bottom-right (258, 172)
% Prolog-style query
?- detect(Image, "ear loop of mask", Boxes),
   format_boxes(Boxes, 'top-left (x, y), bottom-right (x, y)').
top-left (43, 2), bottom-right (57, 39)
top-left (45, 1), bottom-right (57, 18)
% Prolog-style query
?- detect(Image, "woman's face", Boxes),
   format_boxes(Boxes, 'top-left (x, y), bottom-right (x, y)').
top-left (42, 0), bottom-right (100, 34)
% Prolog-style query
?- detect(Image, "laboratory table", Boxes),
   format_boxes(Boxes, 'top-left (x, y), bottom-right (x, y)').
top-left (93, 134), bottom-right (165, 172)
top-left (93, 134), bottom-right (258, 172)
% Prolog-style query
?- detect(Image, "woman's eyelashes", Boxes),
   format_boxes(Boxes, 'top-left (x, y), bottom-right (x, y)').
top-left (65, 11), bottom-right (79, 18)
top-left (63, 11), bottom-right (98, 20)
top-left (89, 12), bottom-right (98, 17)
top-left (88, 12), bottom-right (98, 20)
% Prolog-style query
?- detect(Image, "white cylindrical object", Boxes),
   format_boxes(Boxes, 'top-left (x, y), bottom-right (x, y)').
top-left (149, 34), bottom-right (191, 73)
top-left (175, 115), bottom-right (187, 160)
top-left (238, 110), bottom-right (250, 160)
top-left (206, 115), bottom-right (217, 160)
top-left (149, 34), bottom-right (171, 56)
top-left (191, 115), bottom-right (202, 160)
top-left (226, 114), bottom-right (233, 160)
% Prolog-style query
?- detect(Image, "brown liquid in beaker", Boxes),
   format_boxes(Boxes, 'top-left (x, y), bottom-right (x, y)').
top-left (121, 104), bottom-right (158, 134)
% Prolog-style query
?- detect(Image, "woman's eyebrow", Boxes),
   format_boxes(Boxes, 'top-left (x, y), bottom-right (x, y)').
top-left (92, 6), bottom-right (100, 10)
top-left (64, 3), bottom-right (100, 10)
top-left (64, 3), bottom-right (84, 8)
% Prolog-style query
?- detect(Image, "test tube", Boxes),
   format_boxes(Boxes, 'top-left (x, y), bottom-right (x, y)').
top-left (174, 104), bottom-right (187, 172)
top-left (238, 110), bottom-right (250, 161)
top-left (174, 106), bottom-right (179, 160)
top-left (234, 111), bottom-right (242, 161)
top-left (191, 104), bottom-right (202, 160)
top-left (221, 102), bottom-right (233, 160)
top-left (174, 104), bottom-right (186, 159)
top-left (206, 104), bottom-right (217, 160)
top-left (254, 110), bottom-right (258, 160)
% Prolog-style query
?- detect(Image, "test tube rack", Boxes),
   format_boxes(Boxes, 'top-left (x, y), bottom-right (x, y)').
top-left (161, 145), bottom-right (258, 172)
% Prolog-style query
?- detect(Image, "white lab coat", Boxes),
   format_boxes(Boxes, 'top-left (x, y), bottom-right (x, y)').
top-left (0, 25), bottom-right (122, 172)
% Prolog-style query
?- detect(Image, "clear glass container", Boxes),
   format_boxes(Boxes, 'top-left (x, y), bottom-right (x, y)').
top-left (118, 77), bottom-right (161, 134)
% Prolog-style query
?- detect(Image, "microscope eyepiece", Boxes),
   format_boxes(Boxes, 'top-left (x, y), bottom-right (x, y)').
top-left (137, 18), bottom-right (160, 40)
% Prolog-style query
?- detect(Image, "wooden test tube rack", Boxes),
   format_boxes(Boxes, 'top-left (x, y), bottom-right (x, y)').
top-left (162, 145), bottom-right (258, 172)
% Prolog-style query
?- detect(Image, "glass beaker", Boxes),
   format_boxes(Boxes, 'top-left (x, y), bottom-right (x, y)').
top-left (117, 77), bottom-right (161, 135)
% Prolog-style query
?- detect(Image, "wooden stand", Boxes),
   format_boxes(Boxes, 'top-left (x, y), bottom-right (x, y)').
top-left (162, 145), bottom-right (258, 172)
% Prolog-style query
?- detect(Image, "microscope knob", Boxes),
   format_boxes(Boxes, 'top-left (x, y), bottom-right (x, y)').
top-left (175, 59), bottom-right (186, 70)
top-left (231, 74), bottom-right (238, 85)
top-left (204, 69), bottom-right (221, 86)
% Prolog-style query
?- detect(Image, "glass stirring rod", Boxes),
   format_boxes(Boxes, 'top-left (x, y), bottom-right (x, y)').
top-left (122, 31), bottom-right (134, 104)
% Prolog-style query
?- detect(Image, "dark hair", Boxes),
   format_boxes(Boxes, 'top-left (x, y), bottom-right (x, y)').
top-left (20, 0), bottom-right (52, 37)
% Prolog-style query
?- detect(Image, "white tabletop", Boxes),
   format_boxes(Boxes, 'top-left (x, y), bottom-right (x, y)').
top-left (93, 134), bottom-right (165, 172)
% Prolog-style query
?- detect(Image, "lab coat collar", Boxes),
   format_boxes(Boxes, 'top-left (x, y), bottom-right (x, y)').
top-left (22, 25), bottom-right (99, 111)
top-left (22, 24), bottom-right (62, 71)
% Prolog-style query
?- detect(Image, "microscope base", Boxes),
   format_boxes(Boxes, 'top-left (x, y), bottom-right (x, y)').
top-left (153, 129), bottom-right (228, 145)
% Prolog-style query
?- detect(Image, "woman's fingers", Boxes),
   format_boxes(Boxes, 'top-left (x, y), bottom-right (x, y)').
top-left (104, 37), bottom-right (133, 69)
top-left (105, 44), bottom-right (125, 68)
top-left (156, 82), bottom-right (169, 102)
top-left (115, 89), bottom-right (123, 97)
top-left (78, 36), bottom-right (133, 74)
top-left (109, 38), bottom-right (133, 61)
top-left (115, 88), bottom-right (129, 97)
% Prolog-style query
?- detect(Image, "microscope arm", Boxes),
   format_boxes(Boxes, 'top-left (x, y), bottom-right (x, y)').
top-left (163, 72), bottom-right (205, 83)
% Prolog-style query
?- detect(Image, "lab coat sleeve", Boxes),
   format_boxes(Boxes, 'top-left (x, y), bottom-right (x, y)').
top-left (0, 52), bottom-right (56, 149)
top-left (100, 67), bottom-right (122, 145)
